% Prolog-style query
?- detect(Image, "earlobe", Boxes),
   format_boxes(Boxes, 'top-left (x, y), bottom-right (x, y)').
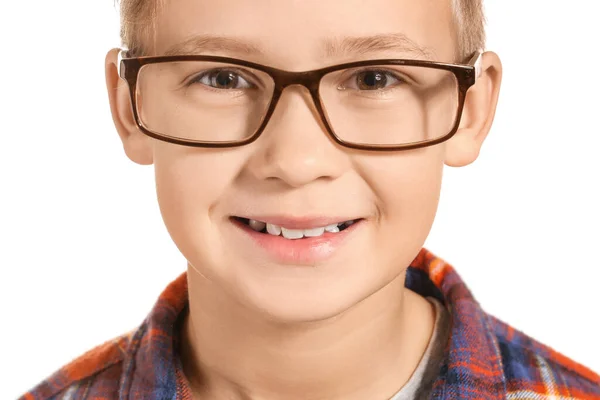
top-left (105, 48), bottom-right (154, 166)
top-left (444, 51), bottom-right (503, 167)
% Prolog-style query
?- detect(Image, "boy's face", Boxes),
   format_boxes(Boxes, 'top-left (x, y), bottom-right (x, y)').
top-left (108, 0), bottom-right (497, 321)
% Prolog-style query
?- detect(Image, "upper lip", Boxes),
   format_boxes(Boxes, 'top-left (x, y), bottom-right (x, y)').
top-left (233, 215), bottom-right (360, 230)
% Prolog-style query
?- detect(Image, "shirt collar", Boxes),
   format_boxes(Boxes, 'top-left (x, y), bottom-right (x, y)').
top-left (119, 247), bottom-right (506, 399)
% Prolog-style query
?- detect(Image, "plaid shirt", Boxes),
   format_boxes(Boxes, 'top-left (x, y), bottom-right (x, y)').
top-left (21, 248), bottom-right (600, 399)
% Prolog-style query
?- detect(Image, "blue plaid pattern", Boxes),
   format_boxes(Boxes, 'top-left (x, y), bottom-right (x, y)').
top-left (21, 248), bottom-right (600, 399)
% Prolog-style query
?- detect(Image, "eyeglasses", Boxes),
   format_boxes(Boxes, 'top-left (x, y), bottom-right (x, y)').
top-left (118, 50), bottom-right (482, 151)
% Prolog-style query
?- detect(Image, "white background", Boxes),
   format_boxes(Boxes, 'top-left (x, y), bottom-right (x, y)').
top-left (1, 1), bottom-right (599, 398)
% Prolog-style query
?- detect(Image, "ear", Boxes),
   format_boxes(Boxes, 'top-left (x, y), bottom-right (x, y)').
top-left (105, 48), bottom-right (154, 165)
top-left (444, 51), bottom-right (502, 167)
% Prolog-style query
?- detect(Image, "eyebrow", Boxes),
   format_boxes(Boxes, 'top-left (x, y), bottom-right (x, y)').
top-left (163, 33), bottom-right (435, 60)
top-left (164, 35), bottom-right (264, 56)
top-left (322, 33), bottom-right (436, 60)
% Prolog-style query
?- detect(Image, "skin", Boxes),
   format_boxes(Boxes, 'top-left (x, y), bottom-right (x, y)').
top-left (105, 0), bottom-right (502, 398)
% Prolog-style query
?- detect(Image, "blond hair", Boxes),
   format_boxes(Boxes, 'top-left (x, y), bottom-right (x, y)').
top-left (119, 0), bottom-right (485, 61)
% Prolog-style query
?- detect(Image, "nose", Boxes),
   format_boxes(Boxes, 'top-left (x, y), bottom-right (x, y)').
top-left (245, 85), bottom-right (348, 188)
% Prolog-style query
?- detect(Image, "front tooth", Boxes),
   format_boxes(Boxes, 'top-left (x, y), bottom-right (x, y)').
top-left (303, 227), bottom-right (325, 237)
top-left (248, 219), bottom-right (266, 232)
top-left (281, 227), bottom-right (304, 240)
top-left (324, 224), bottom-right (340, 233)
top-left (266, 223), bottom-right (282, 235)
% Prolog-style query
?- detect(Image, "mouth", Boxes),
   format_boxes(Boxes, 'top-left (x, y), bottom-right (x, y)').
top-left (231, 216), bottom-right (361, 240)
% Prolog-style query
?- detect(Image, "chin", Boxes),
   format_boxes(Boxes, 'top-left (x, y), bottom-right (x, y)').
top-left (235, 269), bottom-right (379, 324)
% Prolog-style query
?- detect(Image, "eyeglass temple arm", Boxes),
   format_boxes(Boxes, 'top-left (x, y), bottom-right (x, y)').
top-left (467, 51), bottom-right (483, 81)
top-left (117, 49), bottom-right (129, 80)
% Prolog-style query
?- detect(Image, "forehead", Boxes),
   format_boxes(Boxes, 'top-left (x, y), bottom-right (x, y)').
top-left (151, 0), bottom-right (457, 68)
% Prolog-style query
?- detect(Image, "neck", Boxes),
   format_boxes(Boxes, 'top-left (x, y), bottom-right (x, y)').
top-left (180, 270), bottom-right (435, 400)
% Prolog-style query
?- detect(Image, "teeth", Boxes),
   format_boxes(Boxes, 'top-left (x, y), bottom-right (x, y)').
top-left (281, 227), bottom-right (305, 239)
top-left (248, 219), bottom-right (266, 232)
top-left (303, 227), bottom-right (326, 237)
top-left (324, 224), bottom-right (340, 233)
top-left (266, 223), bottom-right (281, 235)
top-left (243, 218), bottom-right (356, 239)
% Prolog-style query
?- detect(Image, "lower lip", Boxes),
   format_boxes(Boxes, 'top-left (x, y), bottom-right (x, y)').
top-left (231, 218), bottom-right (362, 264)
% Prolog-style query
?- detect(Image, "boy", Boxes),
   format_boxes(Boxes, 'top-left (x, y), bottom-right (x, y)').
top-left (22, 0), bottom-right (600, 399)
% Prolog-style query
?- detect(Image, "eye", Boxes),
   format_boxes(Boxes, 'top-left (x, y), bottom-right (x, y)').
top-left (190, 69), bottom-right (254, 90)
top-left (343, 70), bottom-right (403, 91)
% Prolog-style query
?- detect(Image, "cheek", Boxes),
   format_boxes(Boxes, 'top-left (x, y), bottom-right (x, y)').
top-left (362, 149), bottom-right (444, 259)
top-left (153, 147), bottom-right (243, 263)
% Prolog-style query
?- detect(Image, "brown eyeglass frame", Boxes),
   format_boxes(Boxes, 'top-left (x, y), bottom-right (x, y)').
top-left (118, 50), bottom-right (482, 151)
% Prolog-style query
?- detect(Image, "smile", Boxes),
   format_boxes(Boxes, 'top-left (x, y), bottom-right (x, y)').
top-left (233, 217), bottom-right (357, 240)
top-left (230, 215), bottom-right (364, 264)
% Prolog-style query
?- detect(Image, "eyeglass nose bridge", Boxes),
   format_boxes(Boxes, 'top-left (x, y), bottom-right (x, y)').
top-left (272, 70), bottom-right (324, 93)
top-left (257, 70), bottom-right (337, 145)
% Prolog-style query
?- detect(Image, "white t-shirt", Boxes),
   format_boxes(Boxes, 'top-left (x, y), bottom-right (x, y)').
top-left (389, 297), bottom-right (450, 400)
